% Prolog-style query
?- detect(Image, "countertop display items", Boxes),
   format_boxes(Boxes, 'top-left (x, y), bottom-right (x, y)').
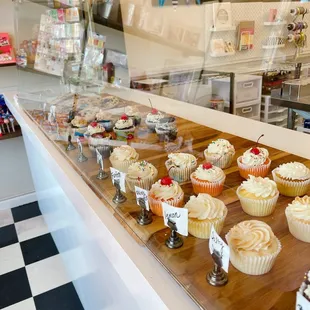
top-left (0, 33), bottom-right (16, 66)
top-left (0, 95), bottom-right (19, 138)
top-left (237, 21), bottom-right (255, 51)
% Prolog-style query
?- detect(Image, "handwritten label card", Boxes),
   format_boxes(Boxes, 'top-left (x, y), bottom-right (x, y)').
top-left (162, 202), bottom-right (188, 236)
top-left (296, 292), bottom-right (310, 310)
top-left (135, 186), bottom-right (149, 211)
top-left (209, 226), bottom-right (230, 273)
top-left (110, 167), bottom-right (126, 193)
top-left (96, 149), bottom-right (103, 170)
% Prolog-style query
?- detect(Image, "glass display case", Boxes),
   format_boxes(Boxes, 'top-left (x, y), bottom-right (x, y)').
top-left (12, 0), bottom-right (310, 309)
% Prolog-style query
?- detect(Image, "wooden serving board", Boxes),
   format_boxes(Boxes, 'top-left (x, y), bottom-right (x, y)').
top-left (29, 106), bottom-right (310, 310)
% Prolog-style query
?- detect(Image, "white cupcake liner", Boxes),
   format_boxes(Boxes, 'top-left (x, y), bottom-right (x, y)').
top-left (226, 236), bottom-right (281, 275)
top-left (285, 211), bottom-right (310, 243)
top-left (126, 171), bottom-right (158, 192)
top-left (236, 186), bottom-right (279, 217)
top-left (109, 157), bottom-right (139, 173)
top-left (165, 161), bottom-right (197, 183)
top-left (190, 173), bottom-right (226, 196)
top-left (204, 151), bottom-right (235, 169)
top-left (237, 156), bottom-right (271, 179)
top-left (272, 169), bottom-right (310, 197)
top-left (88, 137), bottom-right (112, 153)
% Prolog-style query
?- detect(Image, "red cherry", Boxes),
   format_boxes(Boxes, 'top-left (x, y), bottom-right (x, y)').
top-left (250, 147), bottom-right (260, 155)
top-left (121, 114), bottom-right (128, 120)
top-left (90, 121), bottom-right (98, 127)
top-left (160, 176), bottom-right (173, 186)
top-left (203, 162), bottom-right (213, 170)
top-left (127, 134), bottom-right (134, 140)
top-left (151, 108), bottom-right (158, 114)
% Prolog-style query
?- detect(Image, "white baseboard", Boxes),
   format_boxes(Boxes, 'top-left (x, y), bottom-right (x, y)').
top-left (0, 192), bottom-right (37, 210)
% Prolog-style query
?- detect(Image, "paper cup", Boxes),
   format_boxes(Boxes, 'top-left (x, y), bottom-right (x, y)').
top-left (126, 171), bottom-right (158, 192)
top-left (113, 126), bottom-right (135, 141)
top-left (237, 157), bottom-right (271, 179)
top-left (285, 211), bottom-right (310, 243)
top-left (165, 161), bottom-right (197, 183)
top-left (190, 173), bottom-right (226, 197)
top-left (109, 157), bottom-right (138, 173)
top-left (204, 151), bottom-right (235, 169)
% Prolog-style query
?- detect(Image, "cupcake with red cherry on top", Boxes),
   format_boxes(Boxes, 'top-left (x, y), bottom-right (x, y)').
top-left (237, 135), bottom-right (271, 179)
top-left (113, 114), bottom-right (135, 141)
top-left (148, 176), bottom-right (184, 217)
top-left (145, 108), bottom-right (165, 132)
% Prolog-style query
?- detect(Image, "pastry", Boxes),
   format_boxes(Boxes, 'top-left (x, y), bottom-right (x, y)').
top-left (71, 116), bottom-right (88, 137)
top-left (126, 160), bottom-right (158, 192)
top-left (109, 145), bottom-right (139, 173)
top-left (204, 138), bottom-right (235, 169)
top-left (165, 152), bottom-right (197, 183)
top-left (96, 110), bottom-right (113, 132)
top-left (155, 117), bottom-right (178, 142)
top-left (125, 106), bottom-right (141, 126)
top-left (237, 175), bottom-right (279, 216)
top-left (190, 162), bottom-right (226, 196)
top-left (226, 220), bottom-right (281, 275)
top-left (84, 122), bottom-right (105, 138)
top-left (184, 193), bottom-right (227, 239)
top-left (113, 114), bottom-right (135, 141)
top-left (272, 162), bottom-right (310, 197)
top-left (285, 196), bottom-right (310, 243)
top-left (145, 108), bottom-right (165, 132)
top-left (148, 176), bottom-right (184, 216)
top-left (88, 132), bottom-right (113, 157)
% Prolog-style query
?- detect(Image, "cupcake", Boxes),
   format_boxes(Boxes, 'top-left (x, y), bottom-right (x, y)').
top-left (190, 162), bottom-right (226, 196)
top-left (184, 193), bottom-right (227, 239)
top-left (96, 110), bottom-right (113, 132)
top-left (237, 147), bottom-right (271, 179)
top-left (204, 139), bottom-right (235, 169)
top-left (109, 145), bottom-right (139, 173)
top-left (125, 106), bottom-right (141, 126)
top-left (145, 108), bottom-right (165, 132)
top-left (113, 114), bottom-right (135, 141)
top-left (226, 220), bottom-right (281, 275)
top-left (71, 116), bottom-right (88, 137)
top-left (165, 153), bottom-right (197, 183)
top-left (126, 160), bottom-right (158, 192)
top-left (155, 117), bottom-right (178, 142)
top-left (272, 162), bottom-right (310, 197)
top-left (237, 175), bottom-right (279, 216)
top-left (148, 176), bottom-right (184, 217)
top-left (88, 132), bottom-right (113, 157)
top-left (285, 196), bottom-right (310, 243)
top-left (84, 121), bottom-right (105, 138)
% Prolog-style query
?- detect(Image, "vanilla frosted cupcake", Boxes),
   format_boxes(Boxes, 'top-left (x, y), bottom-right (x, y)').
top-left (165, 153), bottom-right (197, 183)
top-left (84, 122), bottom-right (105, 137)
top-left (204, 139), bottom-right (235, 169)
top-left (226, 220), bottom-right (281, 275)
top-left (185, 193), bottom-right (227, 239)
top-left (190, 162), bottom-right (226, 196)
top-left (237, 147), bottom-right (271, 179)
top-left (237, 175), bottom-right (279, 216)
top-left (285, 196), bottom-right (310, 243)
top-left (145, 109), bottom-right (165, 132)
top-left (272, 162), bottom-right (310, 197)
top-left (109, 145), bottom-right (139, 173)
top-left (148, 177), bottom-right (184, 217)
top-left (126, 161), bottom-right (158, 192)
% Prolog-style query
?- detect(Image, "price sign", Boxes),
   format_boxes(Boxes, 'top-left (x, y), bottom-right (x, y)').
top-left (110, 167), bottom-right (126, 193)
top-left (296, 292), bottom-right (310, 310)
top-left (162, 202), bottom-right (188, 236)
top-left (135, 186), bottom-right (149, 211)
top-left (96, 149), bottom-right (103, 170)
top-left (209, 226), bottom-right (230, 273)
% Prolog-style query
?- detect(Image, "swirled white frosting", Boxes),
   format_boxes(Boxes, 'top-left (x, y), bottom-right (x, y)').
top-left (166, 153), bottom-right (197, 168)
top-left (110, 145), bottom-right (139, 162)
top-left (276, 162), bottom-right (310, 180)
top-left (127, 161), bottom-right (157, 179)
top-left (71, 116), bottom-right (87, 128)
top-left (155, 122), bottom-right (177, 132)
top-left (192, 164), bottom-right (225, 182)
top-left (206, 139), bottom-right (235, 155)
top-left (184, 193), bottom-right (227, 220)
top-left (114, 118), bottom-right (134, 130)
top-left (146, 111), bottom-right (165, 123)
top-left (241, 148), bottom-right (269, 166)
top-left (286, 196), bottom-right (310, 221)
top-left (96, 109), bottom-right (112, 121)
top-left (240, 175), bottom-right (278, 198)
top-left (149, 179), bottom-right (183, 200)
top-left (87, 123), bottom-right (105, 135)
top-left (125, 106), bottom-right (140, 117)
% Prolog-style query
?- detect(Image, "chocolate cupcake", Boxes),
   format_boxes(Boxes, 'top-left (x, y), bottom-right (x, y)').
top-left (155, 117), bottom-right (177, 142)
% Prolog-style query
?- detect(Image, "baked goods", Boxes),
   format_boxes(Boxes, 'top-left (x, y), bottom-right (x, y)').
top-left (299, 270), bottom-right (310, 302)
top-left (145, 108), bottom-right (165, 132)
top-left (125, 106), bottom-right (141, 126)
top-left (226, 220), bottom-right (281, 275)
top-left (237, 175), bottom-right (279, 216)
top-left (165, 152), bottom-right (197, 182)
top-left (190, 162), bottom-right (226, 196)
top-left (84, 122), bottom-right (105, 137)
top-left (204, 139), bottom-right (235, 169)
top-left (109, 145), bottom-right (139, 173)
top-left (237, 147), bottom-right (271, 179)
top-left (125, 160), bottom-right (158, 192)
top-left (113, 114), bottom-right (135, 141)
top-left (184, 193), bottom-right (227, 239)
top-left (285, 196), bottom-right (310, 243)
top-left (96, 110), bottom-right (113, 132)
top-left (88, 132), bottom-right (113, 157)
top-left (148, 177), bottom-right (184, 216)
top-left (272, 162), bottom-right (310, 197)
top-left (71, 116), bottom-right (88, 137)
top-left (155, 117), bottom-right (178, 142)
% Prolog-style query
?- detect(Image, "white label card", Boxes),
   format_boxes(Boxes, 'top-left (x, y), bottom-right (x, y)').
top-left (296, 292), bottom-right (310, 310)
top-left (110, 167), bottom-right (126, 193)
top-left (134, 186), bottom-right (149, 211)
top-left (209, 225), bottom-right (230, 273)
top-left (96, 149), bottom-right (103, 170)
top-left (162, 202), bottom-right (188, 237)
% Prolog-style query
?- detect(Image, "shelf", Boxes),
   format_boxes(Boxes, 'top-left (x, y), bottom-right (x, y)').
top-left (93, 15), bottom-right (124, 32)
top-left (17, 64), bottom-right (60, 79)
top-left (210, 52), bottom-right (235, 57)
top-left (263, 21), bottom-right (287, 26)
top-left (262, 44), bottom-right (285, 49)
top-left (210, 26), bottom-right (236, 32)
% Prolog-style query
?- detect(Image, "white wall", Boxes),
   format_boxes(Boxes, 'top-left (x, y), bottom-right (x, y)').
top-left (0, 0), bottom-right (15, 45)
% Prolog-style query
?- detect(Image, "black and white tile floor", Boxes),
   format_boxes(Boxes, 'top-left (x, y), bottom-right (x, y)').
top-left (0, 202), bottom-right (84, 310)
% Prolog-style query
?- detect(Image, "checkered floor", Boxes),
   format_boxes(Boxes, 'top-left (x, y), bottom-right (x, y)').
top-left (0, 202), bottom-right (84, 310)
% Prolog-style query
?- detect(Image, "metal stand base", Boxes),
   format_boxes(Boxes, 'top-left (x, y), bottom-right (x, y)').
top-left (165, 231), bottom-right (183, 249)
top-left (97, 169), bottom-right (108, 180)
top-left (136, 210), bottom-right (152, 226)
top-left (207, 265), bottom-right (228, 287)
top-left (77, 153), bottom-right (88, 163)
top-left (112, 192), bottom-right (126, 204)
top-left (66, 143), bottom-right (76, 151)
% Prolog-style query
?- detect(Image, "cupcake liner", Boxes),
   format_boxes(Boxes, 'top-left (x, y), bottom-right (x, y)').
top-left (145, 120), bottom-right (157, 132)
top-left (285, 211), bottom-right (310, 243)
top-left (190, 173), bottom-right (226, 197)
top-left (165, 161), bottom-right (197, 183)
top-left (148, 192), bottom-right (184, 217)
top-left (113, 127), bottom-right (135, 141)
top-left (237, 156), bottom-right (271, 179)
top-left (109, 157), bottom-right (138, 173)
top-left (236, 186), bottom-right (279, 217)
top-left (204, 151), bottom-right (235, 169)
top-left (126, 171), bottom-right (158, 192)
top-left (226, 236), bottom-right (281, 275)
top-left (272, 169), bottom-right (310, 197)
